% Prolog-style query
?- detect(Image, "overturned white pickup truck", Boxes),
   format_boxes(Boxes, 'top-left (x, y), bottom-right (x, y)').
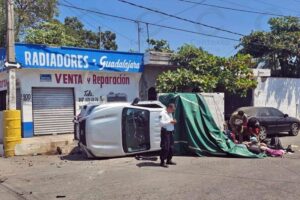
top-left (75, 100), bottom-right (165, 158)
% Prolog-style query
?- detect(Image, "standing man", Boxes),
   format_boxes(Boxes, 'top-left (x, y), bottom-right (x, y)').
top-left (229, 110), bottom-right (248, 144)
top-left (159, 103), bottom-right (177, 168)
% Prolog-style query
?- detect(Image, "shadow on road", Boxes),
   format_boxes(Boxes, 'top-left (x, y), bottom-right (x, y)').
top-left (136, 161), bottom-right (161, 168)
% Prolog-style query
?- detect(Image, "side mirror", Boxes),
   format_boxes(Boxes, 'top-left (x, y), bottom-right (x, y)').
top-left (284, 114), bottom-right (289, 118)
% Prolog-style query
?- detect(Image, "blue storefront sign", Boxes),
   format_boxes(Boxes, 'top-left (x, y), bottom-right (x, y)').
top-left (7, 43), bottom-right (144, 73)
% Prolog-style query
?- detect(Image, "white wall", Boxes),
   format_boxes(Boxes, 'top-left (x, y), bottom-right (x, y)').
top-left (254, 77), bottom-right (300, 118)
top-left (201, 93), bottom-right (225, 130)
top-left (0, 111), bottom-right (3, 143)
top-left (140, 66), bottom-right (175, 100)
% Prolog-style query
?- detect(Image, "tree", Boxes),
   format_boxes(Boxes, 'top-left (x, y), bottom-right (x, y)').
top-left (101, 31), bottom-right (117, 50)
top-left (219, 54), bottom-right (257, 94)
top-left (25, 17), bottom-right (118, 50)
top-left (146, 39), bottom-right (173, 53)
top-left (25, 20), bottom-right (79, 46)
top-left (156, 44), bottom-right (256, 95)
top-left (238, 16), bottom-right (300, 77)
top-left (0, 0), bottom-right (58, 47)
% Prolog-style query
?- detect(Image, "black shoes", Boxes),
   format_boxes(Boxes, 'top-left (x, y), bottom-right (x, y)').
top-left (160, 162), bottom-right (168, 168)
top-left (166, 161), bottom-right (176, 165)
top-left (160, 160), bottom-right (176, 167)
top-left (286, 145), bottom-right (295, 153)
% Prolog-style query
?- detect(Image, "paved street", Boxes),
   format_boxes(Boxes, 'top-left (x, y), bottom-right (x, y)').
top-left (1, 134), bottom-right (300, 200)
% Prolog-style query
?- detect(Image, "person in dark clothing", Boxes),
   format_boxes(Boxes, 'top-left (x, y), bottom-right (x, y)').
top-left (229, 110), bottom-right (248, 143)
top-left (159, 103), bottom-right (177, 168)
top-left (247, 116), bottom-right (260, 140)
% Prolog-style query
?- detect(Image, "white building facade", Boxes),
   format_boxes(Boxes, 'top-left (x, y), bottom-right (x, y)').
top-left (0, 44), bottom-right (143, 138)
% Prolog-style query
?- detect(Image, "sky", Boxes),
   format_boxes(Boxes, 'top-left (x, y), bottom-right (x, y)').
top-left (57, 0), bottom-right (300, 57)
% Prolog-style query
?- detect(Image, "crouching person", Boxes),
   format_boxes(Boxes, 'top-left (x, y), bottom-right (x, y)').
top-left (159, 103), bottom-right (177, 168)
top-left (230, 110), bottom-right (248, 144)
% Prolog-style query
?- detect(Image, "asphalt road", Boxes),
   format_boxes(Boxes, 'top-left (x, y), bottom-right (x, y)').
top-left (1, 134), bottom-right (300, 200)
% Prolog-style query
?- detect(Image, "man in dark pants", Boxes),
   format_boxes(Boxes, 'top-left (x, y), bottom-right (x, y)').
top-left (159, 103), bottom-right (177, 168)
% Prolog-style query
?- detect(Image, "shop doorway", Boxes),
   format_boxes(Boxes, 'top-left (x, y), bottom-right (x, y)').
top-left (148, 87), bottom-right (157, 100)
top-left (32, 88), bottom-right (75, 135)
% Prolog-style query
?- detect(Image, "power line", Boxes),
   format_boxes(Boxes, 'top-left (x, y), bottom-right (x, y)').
top-left (61, 0), bottom-right (137, 44)
top-left (58, 1), bottom-right (296, 53)
top-left (177, 0), bottom-right (294, 18)
top-left (141, 0), bottom-right (207, 49)
top-left (117, 0), bottom-right (245, 36)
top-left (148, 23), bottom-right (238, 41)
top-left (254, 0), bottom-right (300, 14)
top-left (57, 2), bottom-right (240, 41)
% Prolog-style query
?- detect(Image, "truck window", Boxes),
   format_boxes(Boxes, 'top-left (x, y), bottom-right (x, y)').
top-left (122, 108), bottom-right (150, 153)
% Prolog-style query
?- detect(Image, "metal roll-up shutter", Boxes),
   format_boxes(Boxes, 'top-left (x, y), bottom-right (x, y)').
top-left (32, 88), bottom-right (75, 135)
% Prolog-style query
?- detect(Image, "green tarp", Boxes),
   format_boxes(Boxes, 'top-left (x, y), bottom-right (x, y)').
top-left (159, 93), bottom-right (265, 158)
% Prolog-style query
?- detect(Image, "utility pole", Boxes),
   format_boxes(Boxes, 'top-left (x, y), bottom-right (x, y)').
top-left (6, 0), bottom-right (16, 110)
top-left (98, 26), bottom-right (101, 50)
top-left (137, 22), bottom-right (141, 53)
top-left (146, 23), bottom-right (150, 49)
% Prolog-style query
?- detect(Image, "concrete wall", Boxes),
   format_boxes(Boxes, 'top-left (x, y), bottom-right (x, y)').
top-left (201, 93), bottom-right (225, 130)
top-left (254, 77), bottom-right (300, 118)
top-left (0, 111), bottom-right (3, 144)
top-left (140, 65), bottom-right (175, 100)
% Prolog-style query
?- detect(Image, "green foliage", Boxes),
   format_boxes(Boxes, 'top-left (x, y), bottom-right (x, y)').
top-left (238, 16), bottom-right (300, 77)
top-left (101, 31), bottom-right (117, 50)
top-left (25, 17), bottom-right (118, 50)
top-left (146, 39), bottom-right (173, 53)
top-left (14, 0), bottom-right (58, 36)
top-left (220, 54), bottom-right (257, 94)
top-left (156, 68), bottom-right (218, 93)
top-left (156, 44), bottom-right (256, 96)
top-left (25, 20), bottom-right (78, 46)
top-left (0, 0), bottom-right (58, 46)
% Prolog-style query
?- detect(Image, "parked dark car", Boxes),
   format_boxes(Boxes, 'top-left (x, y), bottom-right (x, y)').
top-left (233, 107), bottom-right (300, 140)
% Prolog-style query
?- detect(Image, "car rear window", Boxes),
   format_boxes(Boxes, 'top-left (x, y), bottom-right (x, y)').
top-left (241, 108), bottom-right (257, 117)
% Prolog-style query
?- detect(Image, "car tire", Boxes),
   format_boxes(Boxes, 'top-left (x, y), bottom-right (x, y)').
top-left (289, 123), bottom-right (299, 136)
top-left (259, 126), bottom-right (267, 140)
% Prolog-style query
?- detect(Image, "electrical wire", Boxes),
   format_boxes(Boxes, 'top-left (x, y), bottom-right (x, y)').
top-left (61, 0), bottom-right (137, 44)
top-left (58, 1), bottom-right (297, 53)
top-left (177, 0), bottom-right (295, 18)
top-left (57, 2), bottom-right (240, 41)
top-left (117, 0), bottom-right (245, 36)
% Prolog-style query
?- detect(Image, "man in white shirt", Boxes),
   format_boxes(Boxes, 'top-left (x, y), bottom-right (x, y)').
top-left (159, 103), bottom-right (177, 168)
